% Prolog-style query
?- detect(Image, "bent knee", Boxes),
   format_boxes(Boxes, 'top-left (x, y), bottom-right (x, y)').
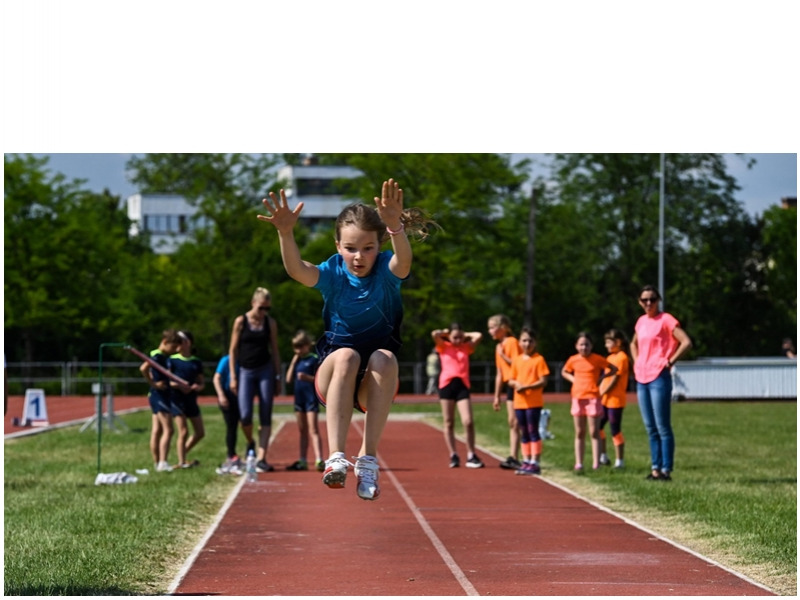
top-left (327, 348), bottom-right (362, 371)
top-left (368, 349), bottom-right (398, 372)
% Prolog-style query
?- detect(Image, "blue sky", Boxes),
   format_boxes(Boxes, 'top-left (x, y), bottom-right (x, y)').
top-left (32, 153), bottom-right (796, 218)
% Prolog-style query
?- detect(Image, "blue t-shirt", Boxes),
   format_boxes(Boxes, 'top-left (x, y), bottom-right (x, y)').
top-left (293, 352), bottom-right (320, 406)
top-left (214, 355), bottom-right (239, 393)
top-left (314, 251), bottom-right (405, 356)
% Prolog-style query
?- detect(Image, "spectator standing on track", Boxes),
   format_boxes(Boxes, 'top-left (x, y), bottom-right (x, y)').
top-left (425, 348), bottom-right (440, 396)
top-left (139, 329), bottom-right (182, 472)
top-left (508, 327), bottom-right (549, 475)
top-left (433, 323), bottom-right (485, 469)
top-left (170, 330), bottom-right (206, 468)
top-left (630, 285), bottom-right (692, 482)
top-left (285, 329), bottom-right (324, 472)
top-left (487, 314), bottom-right (522, 470)
top-left (258, 178), bottom-right (437, 501)
top-left (228, 287), bottom-right (282, 473)
top-left (213, 354), bottom-right (242, 475)
top-left (561, 332), bottom-right (617, 472)
top-left (598, 328), bottom-right (630, 469)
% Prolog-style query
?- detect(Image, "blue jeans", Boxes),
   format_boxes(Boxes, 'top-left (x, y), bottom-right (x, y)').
top-left (636, 369), bottom-right (674, 472)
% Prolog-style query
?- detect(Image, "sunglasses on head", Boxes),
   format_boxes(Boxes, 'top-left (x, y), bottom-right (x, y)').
top-left (640, 296), bottom-right (659, 304)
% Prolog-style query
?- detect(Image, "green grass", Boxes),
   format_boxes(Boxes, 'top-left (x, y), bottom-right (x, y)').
top-left (4, 401), bottom-right (797, 595)
top-left (3, 406), bottom-right (296, 595)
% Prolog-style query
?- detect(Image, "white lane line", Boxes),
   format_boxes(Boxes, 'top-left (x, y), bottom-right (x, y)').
top-left (354, 420), bottom-right (479, 596)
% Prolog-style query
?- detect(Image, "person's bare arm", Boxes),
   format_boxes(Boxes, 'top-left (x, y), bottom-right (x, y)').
top-left (258, 189), bottom-right (319, 287)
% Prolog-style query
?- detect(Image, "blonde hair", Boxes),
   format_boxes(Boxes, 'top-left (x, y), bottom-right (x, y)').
top-left (488, 314), bottom-right (512, 331)
top-left (292, 329), bottom-right (313, 348)
top-left (252, 287), bottom-right (271, 302)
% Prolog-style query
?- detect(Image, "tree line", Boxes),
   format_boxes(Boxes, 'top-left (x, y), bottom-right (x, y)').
top-left (4, 153), bottom-right (796, 369)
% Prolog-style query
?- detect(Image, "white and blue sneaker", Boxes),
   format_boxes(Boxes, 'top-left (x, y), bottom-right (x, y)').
top-left (354, 455), bottom-right (380, 501)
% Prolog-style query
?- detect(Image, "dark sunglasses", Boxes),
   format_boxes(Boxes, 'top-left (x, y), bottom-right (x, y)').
top-left (257, 305), bottom-right (271, 311)
top-left (639, 296), bottom-right (659, 304)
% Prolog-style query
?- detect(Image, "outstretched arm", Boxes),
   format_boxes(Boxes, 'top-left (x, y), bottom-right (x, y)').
top-left (258, 189), bottom-right (319, 287)
top-left (375, 179), bottom-right (412, 279)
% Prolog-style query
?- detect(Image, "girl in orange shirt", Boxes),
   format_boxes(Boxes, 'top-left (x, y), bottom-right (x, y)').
top-left (508, 327), bottom-right (549, 475)
top-left (598, 328), bottom-right (630, 469)
top-left (561, 332), bottom-right (617, 472)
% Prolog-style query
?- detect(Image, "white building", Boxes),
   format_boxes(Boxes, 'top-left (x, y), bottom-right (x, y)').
top-left (127, 162), bottom-right (363, 253)
top-left (276, 163), bottom-right (363, 227)
top-left (126, 193), bottom-right (209, 254)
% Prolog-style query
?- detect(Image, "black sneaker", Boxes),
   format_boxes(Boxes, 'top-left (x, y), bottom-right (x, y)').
top-left (660, 471), bottom-right (672, 481)
top-left (256, 460), bottom-right (274, 473)
top-left (286, 459), bottom-right (308, 471)
top-left (449, 454), bottom-right (460, 468)
top-left (466, 456), bottom-right (485, 469)
top-left (646, 470), bottom-right (662, 481)
top-left (500, 456), bottom-right (522, 470)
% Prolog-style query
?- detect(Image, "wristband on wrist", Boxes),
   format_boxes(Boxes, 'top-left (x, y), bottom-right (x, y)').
top-left (386, 223), bottom-right (405, 236)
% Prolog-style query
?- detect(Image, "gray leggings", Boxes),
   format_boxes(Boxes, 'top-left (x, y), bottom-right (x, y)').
top-left (237, 363), bottom-right (275, 426)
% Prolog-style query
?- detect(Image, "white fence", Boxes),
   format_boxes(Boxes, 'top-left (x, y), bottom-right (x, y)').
top-left (672, 358), bottom-right (797, 400)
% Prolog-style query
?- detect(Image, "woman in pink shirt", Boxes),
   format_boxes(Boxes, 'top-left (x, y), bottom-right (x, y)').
top-left (630, 285), bottom-right (692, 482)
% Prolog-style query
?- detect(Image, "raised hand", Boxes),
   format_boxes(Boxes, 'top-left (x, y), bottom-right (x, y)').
top-left (257, 189), bottom-right (304, 233)
top-left (374, 178), bottom-right (403, 229)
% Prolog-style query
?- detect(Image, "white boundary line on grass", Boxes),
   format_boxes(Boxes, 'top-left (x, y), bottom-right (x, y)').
top-left (167, 419), bottom-right (288, 595)
top-left (3, 407), bottom-right (146, 439)
top-left (438, 421), bottom-right (778, 595)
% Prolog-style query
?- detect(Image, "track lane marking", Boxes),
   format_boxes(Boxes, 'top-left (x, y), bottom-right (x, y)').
top-left (354, 421), bottom-right (479, 596)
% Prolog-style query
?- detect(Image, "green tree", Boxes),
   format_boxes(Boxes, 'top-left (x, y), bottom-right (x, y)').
top-left (314, 153), bottom-right (530, 362)
top-left (532, 153), bottom-right (759, 359)
top-left (126, 153), bottom-right (289, 359)
top-left (4, 154), bottom-right (150, 361)
top-left (750, 204), bottom-right (798, 353)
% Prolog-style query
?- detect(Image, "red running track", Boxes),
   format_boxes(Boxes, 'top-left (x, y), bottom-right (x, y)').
top-left (171, 418), bottom-right (772, 596)
top-left (4, 394), bottom-right (774, 595)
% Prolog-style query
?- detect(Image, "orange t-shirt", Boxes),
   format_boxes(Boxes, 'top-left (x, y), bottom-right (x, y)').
top-left (602, 350), bottom-right (629, 408)
top-left (510, 352), bottom-right (550, 409)
top-left (496, 336), bottom-right (521, 382)
top-left (563, 353), bottom-right (611, 400)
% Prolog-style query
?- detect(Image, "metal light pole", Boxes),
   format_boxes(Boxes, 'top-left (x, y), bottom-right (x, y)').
top-left (658, 153), bottom-right (665, 311)
top-left (524, 186), bottom-right (536, 329)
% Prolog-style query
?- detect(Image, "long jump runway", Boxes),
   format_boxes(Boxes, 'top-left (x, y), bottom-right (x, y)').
top-left (171, 418), bottom-right (771, 596)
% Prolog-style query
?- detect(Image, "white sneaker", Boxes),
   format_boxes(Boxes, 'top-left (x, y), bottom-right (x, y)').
top-left (156, 461), bottom-right (173, 472)
top-left (354, 455), bottom-right (380, 501)
top-left (322, 452), bottom-right (352, 489)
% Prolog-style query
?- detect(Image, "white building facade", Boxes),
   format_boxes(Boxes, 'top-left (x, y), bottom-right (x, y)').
top-left (127, 163), bottom-right (363, 253)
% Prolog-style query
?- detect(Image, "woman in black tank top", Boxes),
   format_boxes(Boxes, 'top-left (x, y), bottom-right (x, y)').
top-left (228, 287), bottom-right (281, 472)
